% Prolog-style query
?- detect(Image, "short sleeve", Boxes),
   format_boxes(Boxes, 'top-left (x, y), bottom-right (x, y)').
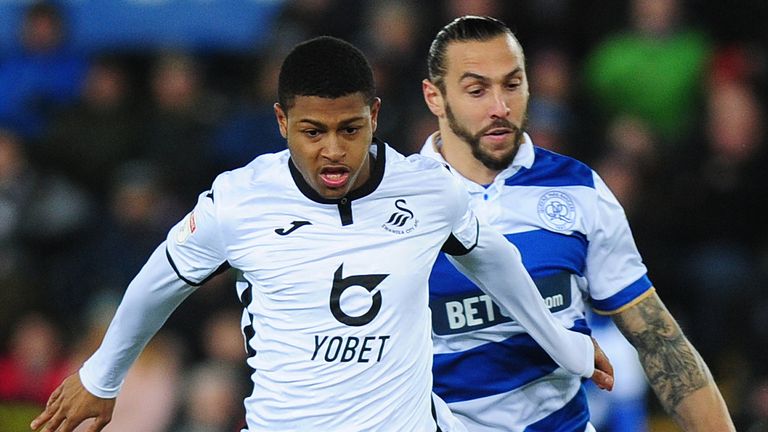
top-left (165, 187), bottom-right (229, 286)
top-left (586, 172), bottom-right (653, 314)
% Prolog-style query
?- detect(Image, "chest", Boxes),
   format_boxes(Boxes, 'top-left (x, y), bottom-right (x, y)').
top-left (226, 194), bottom-right (451, 324)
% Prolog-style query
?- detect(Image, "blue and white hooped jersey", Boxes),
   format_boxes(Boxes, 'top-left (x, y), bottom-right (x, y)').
top-left (421, 133), bottom-right (654, 432)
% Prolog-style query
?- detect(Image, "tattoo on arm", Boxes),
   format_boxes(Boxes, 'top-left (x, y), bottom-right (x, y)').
top-left (613, 294), bottom-right (709, 412)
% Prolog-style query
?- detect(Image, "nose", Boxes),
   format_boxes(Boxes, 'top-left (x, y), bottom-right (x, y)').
top-left (489, 91), bottom-right (511, 119)
top-left (322, 135), bottom-right (345, 161)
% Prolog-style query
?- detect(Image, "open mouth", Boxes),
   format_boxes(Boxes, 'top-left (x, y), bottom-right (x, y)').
top-left (320, 166), bottom-right (350, 188)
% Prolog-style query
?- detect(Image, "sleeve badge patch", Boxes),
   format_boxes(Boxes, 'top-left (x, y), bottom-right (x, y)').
top-left (175, 211), bottom-right (197, 243)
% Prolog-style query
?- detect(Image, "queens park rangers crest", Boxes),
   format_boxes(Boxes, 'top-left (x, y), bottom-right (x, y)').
top-left (537, 190), bottom-right (576, 231)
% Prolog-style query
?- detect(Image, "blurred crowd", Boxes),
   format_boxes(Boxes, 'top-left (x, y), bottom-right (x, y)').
top-left (1, 0), bottom-right (767, 431)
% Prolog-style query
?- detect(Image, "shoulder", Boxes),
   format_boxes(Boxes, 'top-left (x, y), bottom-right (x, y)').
top-left (381, 144), bottom-right (466, 203)
top-left (385, 144), bottom-right (451, 175)
top-left (209, 149), bottom-right (290, 205)
top-left (508, 147), bottom-right (596, 189)
top-left (386, 147), bottom-right (458, 190)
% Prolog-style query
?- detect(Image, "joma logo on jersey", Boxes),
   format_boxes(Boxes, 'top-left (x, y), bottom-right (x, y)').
top-left (275, 220), bottom-right (312, 236)
top-left (381, 199), bottom-right (418, 234)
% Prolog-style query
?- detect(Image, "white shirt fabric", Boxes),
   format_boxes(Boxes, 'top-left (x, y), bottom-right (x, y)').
top-left (421, 133), bottom-right (654, 432)
top-left (79, 139), bottom-right (593, 432)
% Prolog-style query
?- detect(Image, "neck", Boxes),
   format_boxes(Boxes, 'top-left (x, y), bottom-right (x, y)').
top-left (436, 128), bottom-right (502, 185)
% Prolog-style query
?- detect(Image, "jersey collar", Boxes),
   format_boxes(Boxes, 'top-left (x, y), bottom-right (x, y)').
top-left (288, 137), bottom-right (386, 205)
top-left (421, 132), bottom-right (535, 185)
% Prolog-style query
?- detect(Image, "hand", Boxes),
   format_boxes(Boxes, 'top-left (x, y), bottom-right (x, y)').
top-left (30, 373), bottom-right (116, 432)
top-left (590, 337), bottom-right (614, 391)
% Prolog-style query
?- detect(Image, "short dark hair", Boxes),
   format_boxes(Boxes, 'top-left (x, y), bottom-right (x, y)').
top-left (278, 36), bottom-right (376, 111)
top-left (427, 15), bottom-right (515, 92)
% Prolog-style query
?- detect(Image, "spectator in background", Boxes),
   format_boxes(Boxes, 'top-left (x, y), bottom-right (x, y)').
top-left (0, 130), bottom-right (33, 277)
top-left (583, 0), bottom-right (711, 150)
top-left (0, 128), bottom-right (93, 332)
top-left (198, 308), bottom-right (247, 367)
top-left (591, 116), bottom-right (674, 287)
top-left (68, 302), bottom-right (183, 432)
top-left (84, 335), bottom-right (182, 432)
top-left (88, 161), bottom-right (181, 304)
top-left (0, 313), bottom-right (73, 432)
top-left (170, 308), bottom-right (249, 432)
top-left (40, 56), bottom-right (143, 201)
top-left (666, 77), bottom-right (766, 372)
top-left (0, 313), bottom-right (72, 406)
top-left (266, 0), bottom-right (364, 55)
top-left (357, 0), bottom-right (429, 154)
top-left (744, 380), bottom-right (768, 432)
top-left (162, 270), bottom-right (241, 366)
top-left (141, 52), bottom-right (223, 202)
top-left (441, 0), bottom-right (505, 23)
top-left (171, 362), bottom-right (245, 432)
top-left (591, 115), bottom-right (665, 242)
top-left (211, 53), bottom-right (286, 172)
top-left (0, 2), bottom-right (87, 141)
top-left (526, 45), bottom-right (576, 156)
top-left (47, 161), bottom-right (180, 328)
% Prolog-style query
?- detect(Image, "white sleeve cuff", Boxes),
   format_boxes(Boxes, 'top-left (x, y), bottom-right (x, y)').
top-left (79, 364), bottom-right (122, 399)
top-left (580, 334), bottom-right (595, 378)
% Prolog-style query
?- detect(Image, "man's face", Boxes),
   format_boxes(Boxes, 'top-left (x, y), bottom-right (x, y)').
top-left (441, 34), bottom-right (529, 170)
top-left (275, 93), bottom-right (380, 199)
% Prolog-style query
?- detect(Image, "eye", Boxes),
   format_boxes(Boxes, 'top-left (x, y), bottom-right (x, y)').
top-left (342, 127), bottom-right (360, 135)
top-left (303, 129), bottom-right (321, 138)
top-left (506, 79), bottom-right (523, 91)
top-left (468, 87), bottom-right (485, 97)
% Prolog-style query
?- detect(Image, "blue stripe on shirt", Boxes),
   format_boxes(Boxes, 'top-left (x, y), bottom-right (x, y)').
top-left (505, 148), bottom-right (594, 188)
top-left (505, 230), bottom-right (588, 278)
top-left (590, 274), bottom-right (653, 312)
top-left (429, 229), bottom-right (587, 302)
top-left (433, 320), bottom-right (590, 403)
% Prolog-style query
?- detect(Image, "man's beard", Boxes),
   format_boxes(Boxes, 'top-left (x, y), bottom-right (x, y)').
top-left (445, 103), bottom-right (526, 171)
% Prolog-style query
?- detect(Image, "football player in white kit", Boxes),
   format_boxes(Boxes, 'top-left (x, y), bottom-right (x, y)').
top-left (420, 15), bottom-right (735, 432)
top-left (31, 36), bottom-right (614, 432)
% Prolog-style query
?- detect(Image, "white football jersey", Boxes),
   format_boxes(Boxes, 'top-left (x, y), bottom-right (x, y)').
top-left (422, 133), bottom-right (653, 432)
top-left (167, 140), bottom-right (474, 431)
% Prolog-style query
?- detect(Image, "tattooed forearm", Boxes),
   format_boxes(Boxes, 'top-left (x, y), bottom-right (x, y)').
top-left (613, 293), bottom-right (709, 413)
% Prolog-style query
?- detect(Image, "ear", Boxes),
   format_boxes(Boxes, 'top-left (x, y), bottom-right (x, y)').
top-left (422, 79), bottom-right (445, 117)
top-left (369, 97), bottom-right (382, 133)
top-left (274, 103), bottom-right (288, 138)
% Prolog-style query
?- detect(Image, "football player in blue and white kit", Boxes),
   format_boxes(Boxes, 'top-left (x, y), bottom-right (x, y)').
top-left (31, 36), bottom-right (615, 432)
top-left (421, 15), bottom-right (735, 432)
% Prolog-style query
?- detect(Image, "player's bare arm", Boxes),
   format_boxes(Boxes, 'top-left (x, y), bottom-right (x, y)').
top-left (30, 373), bottom-right (115, 432)
top-left (612, 291), bottom-right (735, 431)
